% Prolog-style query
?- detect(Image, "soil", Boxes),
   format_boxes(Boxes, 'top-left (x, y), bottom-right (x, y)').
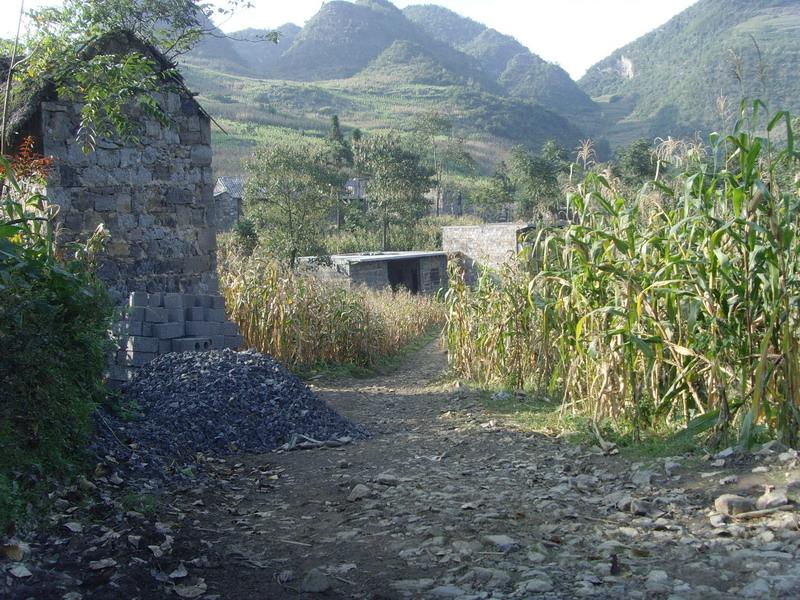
top-left (4, 340), bottom-right (800, 599)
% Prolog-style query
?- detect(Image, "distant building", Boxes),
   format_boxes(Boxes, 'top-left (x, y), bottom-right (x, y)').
top-left (331, 177), bottom-right (369, 226)
top-left (213, 176), bottom-right (244, 231)
top-left (344, 177), bottom-right (368, 204)
top-left (307, 251), bottom-right (448, 295)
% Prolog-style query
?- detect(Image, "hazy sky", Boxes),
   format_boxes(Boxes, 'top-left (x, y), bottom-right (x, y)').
top-left (5, 0), bottom-right (699, 79)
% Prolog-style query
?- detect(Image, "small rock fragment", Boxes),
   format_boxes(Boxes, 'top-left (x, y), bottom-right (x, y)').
top-left (631, 470), bottom-right (654, 487)
top-left (10, 565), bottom-right (33, 578)
top-left (710, 513), bottom-right (729, 527)
top-left (169, 564), bottom-right (189, 579)
top-left (714, 494), bottom-right (756, 516)
top-left (483, 534), bottom-right (519, 552)
top-left (518, 572), bottom-right (554, 593)
top-left (756, 489), bottom-right (789, 510)
top-left (430, 585), bottom-right (467, 598)
top-left (646, 569), bottom-right (670, 593)
top-left (88, 558), bottom-right (117, 570)
top-left (347, 483), bottom-right (371, 502)
top-left (375, 473), bottom-right (398, 486)
top-left (300, 569), bottom-right (331, 593)
top-left (63, 522), bottom-right (83, 533)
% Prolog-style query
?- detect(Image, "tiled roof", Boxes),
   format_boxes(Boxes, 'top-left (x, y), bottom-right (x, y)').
top-left (214, 176), bottom-right (245, 199)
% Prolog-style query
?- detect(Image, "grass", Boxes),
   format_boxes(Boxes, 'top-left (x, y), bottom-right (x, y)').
top-left (301, 326), bottom-right (443, 380)
top-left (478, 385), bottom-right (705, 459)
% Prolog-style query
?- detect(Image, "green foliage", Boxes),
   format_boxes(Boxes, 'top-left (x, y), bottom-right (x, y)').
top-left (0, 157), bottom-right (113, 530)
top-left (615, 138), bottom-right (658, 184)
top-left (232, 217), bottom-right (258, 257)
top-left (507, 145), bottom-right (563, 219)
top-left (324, 214), bottom-right (482, 254)
top-left (471, 164), bottom-right (514, 221)
top-left (13, 1), bottom-right (196, 149)
top-left (445, 103), bottom-right (800, 446)
top-left (354, 132), bottom-right (434, 250)
top-left (245, 136), bottom-right (344, 269)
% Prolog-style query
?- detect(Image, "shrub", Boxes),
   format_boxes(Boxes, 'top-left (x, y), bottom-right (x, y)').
top-left (0, 154), bottom-right (113, 530)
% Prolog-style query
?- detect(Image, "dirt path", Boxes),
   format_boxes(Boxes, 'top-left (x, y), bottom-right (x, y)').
top-left (5, 340), bottom-right (800, 598)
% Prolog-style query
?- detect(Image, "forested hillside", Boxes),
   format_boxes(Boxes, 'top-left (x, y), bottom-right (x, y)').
top-left (580, 0), bottom-right (800, 143)
top-left (181, 0), bottom-right (800, 175)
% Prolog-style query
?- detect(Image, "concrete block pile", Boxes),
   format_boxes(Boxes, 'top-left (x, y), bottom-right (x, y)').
top-left (109, 291), bottom-right (244, 385)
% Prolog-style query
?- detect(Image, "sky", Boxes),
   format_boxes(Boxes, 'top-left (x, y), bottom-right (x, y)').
top-left (4, 0), bottom-right (698, 79)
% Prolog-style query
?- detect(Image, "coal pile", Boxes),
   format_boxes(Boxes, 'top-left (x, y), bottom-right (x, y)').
top-left (101, 349), bottom-right (368, 463)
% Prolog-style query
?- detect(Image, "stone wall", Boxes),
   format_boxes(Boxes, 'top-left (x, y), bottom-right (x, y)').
top-left (349, 261), bottom-right (390, 289)
top-left (214, 191), bottom-right (240, 232)
top-left (419, 255), bottom-right (448, 294)
top-left (442, 223), bottom-right (527, 285)
top-left (41, 92), bottom-right (216, 303)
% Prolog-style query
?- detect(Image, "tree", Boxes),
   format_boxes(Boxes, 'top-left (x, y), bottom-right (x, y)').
top-left (245, 138), bottom-right (343, 269)
top-left (3, 0), bottom-right (273, 152)
top-left (473, 162), bottom-right (514, 221)
top-left (412, 111), bottom-right (450, 216)
top-left (616, 138), bottom-right (657, 184)
top-left (354, 133), bottom-right (433, 251)
top-left (326, 114), bottom-right (353, 228)
top-left (508, 145), bottom-right (561, 220)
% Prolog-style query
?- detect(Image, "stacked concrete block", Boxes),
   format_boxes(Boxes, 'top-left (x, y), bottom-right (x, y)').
top-left (108, 291), bottom-right (245, 385)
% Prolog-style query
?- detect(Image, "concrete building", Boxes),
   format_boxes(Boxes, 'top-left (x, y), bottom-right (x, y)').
top-left (311, 251), bottom-right (448, 295)
top-left (442, 222), bottom-right (535, 285)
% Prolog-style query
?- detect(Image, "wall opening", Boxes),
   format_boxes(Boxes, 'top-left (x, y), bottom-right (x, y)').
top-left (387, 259), bottom-right (420, 294)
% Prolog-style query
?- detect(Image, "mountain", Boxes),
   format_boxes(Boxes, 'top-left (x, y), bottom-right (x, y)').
top-left (190, 22), bottom-right (301, 75)
top-left (579, 0), bottom-right (800, 143)
top-left (180, 0), bottom-right (593, 175)
top-left (403, 5), bottom-right (597, 121)
top-left (402, 4), bottom-right (486, 47)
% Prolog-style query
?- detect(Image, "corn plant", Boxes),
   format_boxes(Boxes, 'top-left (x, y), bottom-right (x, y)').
top-left (218, 242), bottom-right (445, 371)
top-left (446, 103), bottom-right (800, 446)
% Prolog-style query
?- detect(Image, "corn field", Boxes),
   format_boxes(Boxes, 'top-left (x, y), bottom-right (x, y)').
top-left (446, 104), bottom-right (800, 446)
top-left (219, 246), bottom-right (445, 371)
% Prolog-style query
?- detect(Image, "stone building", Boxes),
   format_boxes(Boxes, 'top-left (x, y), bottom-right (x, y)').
top-left (442, 222), bottom-right (535, 285)
top-left (309, 251), bottom-right (448, 295)
top-left (213, 176), bottom-right (244, 231)
top-left (3, 30), bottom-right (246, 384)
top-left (3, 30), bottom-right (217, 303)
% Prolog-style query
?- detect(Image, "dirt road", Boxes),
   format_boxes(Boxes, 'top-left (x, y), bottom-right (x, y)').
top-left (5, 340), bottom-right (800, 598)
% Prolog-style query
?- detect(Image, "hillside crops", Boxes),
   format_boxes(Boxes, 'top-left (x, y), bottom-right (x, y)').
top-left (446, 104), bottom-right (800, 446)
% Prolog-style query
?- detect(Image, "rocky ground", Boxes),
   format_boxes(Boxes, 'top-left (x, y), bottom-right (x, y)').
top-left (3, 340), bottom-right (800, 599)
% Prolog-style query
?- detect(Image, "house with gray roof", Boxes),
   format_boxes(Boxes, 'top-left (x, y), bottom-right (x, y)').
top-left (213, 176), bottom-right (245, 231)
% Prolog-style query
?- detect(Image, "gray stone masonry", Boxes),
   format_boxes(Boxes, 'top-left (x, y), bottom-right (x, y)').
top-left (419, 255), bottom-right (448, 294)
top-left (442, 223), bottom-right (530, 286)
top-left (305, 253), bottom-right (448, 295)
top-left (349, 262), bottom-right (389, 289)
top-left (41, 91), bottom-right (217, 304)
top-left (109, 291), bottom-right (244, 385)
